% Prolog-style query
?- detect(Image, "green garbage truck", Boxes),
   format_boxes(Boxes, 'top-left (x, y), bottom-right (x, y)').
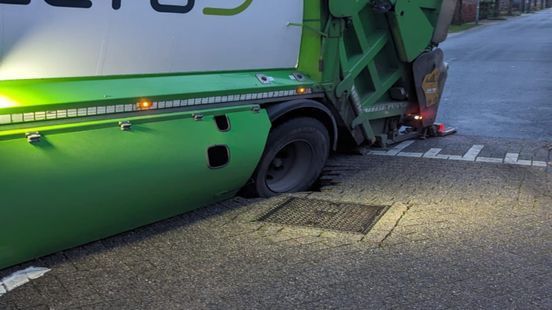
top-left (0, 0), bottom-right (455, 269)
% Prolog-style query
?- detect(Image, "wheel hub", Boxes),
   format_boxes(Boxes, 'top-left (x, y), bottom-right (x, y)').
top-left (265, 140), bottom-right (313, 193)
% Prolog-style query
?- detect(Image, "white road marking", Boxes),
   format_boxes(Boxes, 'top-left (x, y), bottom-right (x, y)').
top-left (397, 152), bottom-right (423, 158)
top-left (370, 150), bottom-right (391, 156)
top-left (504, 153), bottom-right (534, 166)
top-left (463, 145), bottom-right (485, 161)
top-left (386, 141), bottom-right (415, 156)
top-left (505, 153), bottom-right (519, 164)
top-left (447, 155), bottom-right (463, 160)
top-left (0, 267), bottom-right (50, 297)
top-left (423, 148), bottom-right (449, 159)
top-left (423, 148), bottom-right (441, 157)
top-left (476, 157), bottom-right (504, 163)
top-left (448, 145), bottom-right (485, 161)
top-left (515, 160), bottom-right (532, 166)
top-left (367, 144), bottom-right (549, 168)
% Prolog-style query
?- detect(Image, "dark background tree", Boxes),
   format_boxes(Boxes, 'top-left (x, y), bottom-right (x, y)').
top-left (453, 0), bottom-right (464, 24)
top-left (494, 0), bottom-right (501, 16)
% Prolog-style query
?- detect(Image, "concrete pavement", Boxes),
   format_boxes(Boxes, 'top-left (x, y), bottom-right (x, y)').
top-left (1, 138), bottom-right (550, 309)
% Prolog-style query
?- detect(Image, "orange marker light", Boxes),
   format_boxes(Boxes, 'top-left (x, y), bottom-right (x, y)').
top-left (137, 99), bottom-right (153, 110)
top-left (296, 87), bottom-right (308, 95)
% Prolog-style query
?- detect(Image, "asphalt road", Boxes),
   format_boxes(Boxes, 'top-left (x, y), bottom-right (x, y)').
top-left (1, 9), bottom-right (551, 310)
top-left (439, 9), bottom-right (552, 140)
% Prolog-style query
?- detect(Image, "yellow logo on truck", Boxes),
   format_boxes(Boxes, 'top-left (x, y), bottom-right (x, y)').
top-left (422, 67), bottom-right (442, 107)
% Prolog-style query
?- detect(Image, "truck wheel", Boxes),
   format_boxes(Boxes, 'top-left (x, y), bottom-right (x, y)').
top-left (244, 117), bottom-right (330, 198)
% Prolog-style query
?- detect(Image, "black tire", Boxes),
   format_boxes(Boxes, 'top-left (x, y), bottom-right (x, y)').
top-left (243, 117), bottom-right (330, 198)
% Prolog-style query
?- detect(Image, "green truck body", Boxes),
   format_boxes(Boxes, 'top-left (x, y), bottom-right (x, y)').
top-left (0, 0), bottom-right (455, 270)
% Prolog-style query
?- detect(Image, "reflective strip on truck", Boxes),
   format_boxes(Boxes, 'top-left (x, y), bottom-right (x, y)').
top-left (0, 88), bottom-right (312, 125)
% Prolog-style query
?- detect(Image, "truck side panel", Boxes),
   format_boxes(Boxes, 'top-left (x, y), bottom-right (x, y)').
top-left (0, 107), bottom-right (271, 269)
top-left (0, 0), bottom-right (303, 80)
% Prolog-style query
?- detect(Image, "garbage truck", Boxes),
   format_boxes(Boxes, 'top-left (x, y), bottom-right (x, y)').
top-left (0, 0), bottom-right (455, 269)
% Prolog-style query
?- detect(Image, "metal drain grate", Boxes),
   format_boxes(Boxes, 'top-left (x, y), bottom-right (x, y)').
top-left (258, 197), bottom-right (389, 234)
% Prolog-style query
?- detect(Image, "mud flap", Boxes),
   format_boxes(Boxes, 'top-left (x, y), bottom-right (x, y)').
top-left (412, 48), bottom-right (448, 128)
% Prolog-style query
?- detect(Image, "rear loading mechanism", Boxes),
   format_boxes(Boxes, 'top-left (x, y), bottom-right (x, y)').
top-left (321, 0), bottom-right (455, 147)
top-left (0, 0), bottom-right (455, 269)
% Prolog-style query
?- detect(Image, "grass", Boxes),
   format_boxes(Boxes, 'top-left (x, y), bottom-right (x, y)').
top-left (448, 23), bottom-right (480, 33)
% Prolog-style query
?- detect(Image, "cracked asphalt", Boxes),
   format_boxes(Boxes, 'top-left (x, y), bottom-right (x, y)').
top-left (1, 9), bottom-right (551, 310)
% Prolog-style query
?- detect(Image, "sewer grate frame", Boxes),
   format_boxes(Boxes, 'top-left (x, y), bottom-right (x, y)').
top-left (257, 197), bottom-right (390, 235)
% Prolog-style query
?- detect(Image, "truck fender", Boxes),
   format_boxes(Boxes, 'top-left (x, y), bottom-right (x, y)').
top-left (265, 99), bottom-right (339, 150)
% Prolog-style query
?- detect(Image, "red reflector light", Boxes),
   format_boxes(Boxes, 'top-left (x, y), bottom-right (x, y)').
top-left (436, 123), bottom-right (446, 133)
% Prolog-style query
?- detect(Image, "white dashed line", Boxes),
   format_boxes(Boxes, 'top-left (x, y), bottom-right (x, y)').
top-left (461, 144), bottom-right (485, 161)
top-left (504, 153), bottom-right (536, 166)
top-left (368, 144), bottom-right (549, 168)
top-left (423, 148), bottom-right (449, 159)
top-left (386, 141), bottom-right (415, 156)
top-left (397, 152), bottom-right (424, 158)
top-left (370, 151), bottom-right (391, 156)
top-left (505, 153), bottom-right (519, 164)
top-left (448, 145), bottom-right (485, 161)
top-left (516, 160), bottom-right (533, 166)
top-left (476, 157), bottom-right (504, 164)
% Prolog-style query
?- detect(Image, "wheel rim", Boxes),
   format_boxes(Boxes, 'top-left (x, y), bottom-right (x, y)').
top-left (265, 140), bottom-right (314, 193)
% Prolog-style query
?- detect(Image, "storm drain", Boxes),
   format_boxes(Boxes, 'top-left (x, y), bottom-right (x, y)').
top-left (258, 197), bottom-right (389, 234)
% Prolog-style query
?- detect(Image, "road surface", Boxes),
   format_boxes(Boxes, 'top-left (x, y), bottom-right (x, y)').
top-left (439, 9), bottom-right (552, 140)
